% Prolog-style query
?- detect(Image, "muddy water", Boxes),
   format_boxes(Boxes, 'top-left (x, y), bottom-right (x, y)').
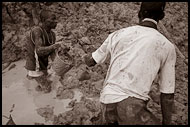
top-left (2, 60), bottom-right (83, 125)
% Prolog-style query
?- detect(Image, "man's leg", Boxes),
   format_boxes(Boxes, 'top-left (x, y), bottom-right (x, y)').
top-left (34, 70), bottom-right (52, 93)
top-left (26, 69), bottom-right (52, 93)
top-left (117, 97), bottom-right (161, 125)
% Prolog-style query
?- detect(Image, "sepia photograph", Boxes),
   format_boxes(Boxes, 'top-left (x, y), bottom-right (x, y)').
top-left (2, 2), bottom-right (188, 125)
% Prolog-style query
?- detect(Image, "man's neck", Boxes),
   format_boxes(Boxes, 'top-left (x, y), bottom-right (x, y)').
top-left (142, 18), bottom-right (158, 25)
top-left (42, 24), bottom-right (51, 33)
top-left (139, 18), bottom-right (158, 30)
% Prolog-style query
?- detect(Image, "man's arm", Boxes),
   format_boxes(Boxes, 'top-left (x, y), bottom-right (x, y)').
top-left (84, 53), bottom-right (97, 67)
top-left (160, 93), bottom-right (174, 125)
top-left (83, 34), bottom-right (112, 67)
top-left (32, 28), bottom-right (60, 57)
top-left (159, 44), bottom-right (176, 125)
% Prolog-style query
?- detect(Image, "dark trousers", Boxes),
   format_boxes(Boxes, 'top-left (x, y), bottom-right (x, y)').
top-left (101, 97), bottom-right (161, 125)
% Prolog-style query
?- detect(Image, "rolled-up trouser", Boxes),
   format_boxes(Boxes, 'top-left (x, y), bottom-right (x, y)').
top-left (101, 97), bottom-right (161, 125)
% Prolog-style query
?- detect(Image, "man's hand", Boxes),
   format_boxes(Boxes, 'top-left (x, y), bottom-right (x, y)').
top-left (83, 54), bottom-right (97, 67)
top-left (53, 42), bottom-right (63, 49)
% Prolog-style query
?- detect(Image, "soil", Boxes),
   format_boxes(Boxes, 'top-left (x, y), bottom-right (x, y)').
top-left (53, 96), bottom-right (101, 125)
top-left (2, 2), bottom-right (188, 125)
top-left (36, 105), bottom-right (54, 122)
top-left (56, 87), bottom-right (74, 100)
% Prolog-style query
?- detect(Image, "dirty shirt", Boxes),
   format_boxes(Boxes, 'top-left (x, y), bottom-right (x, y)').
top-left (92, 24), bottom-right (176, 104)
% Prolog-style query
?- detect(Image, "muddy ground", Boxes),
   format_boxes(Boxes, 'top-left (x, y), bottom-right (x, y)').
top-left (2, 2), bottom-right (188, 125)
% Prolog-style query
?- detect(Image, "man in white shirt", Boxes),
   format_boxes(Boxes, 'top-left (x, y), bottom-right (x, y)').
top-left (84, 2), bottom-right (176, 125)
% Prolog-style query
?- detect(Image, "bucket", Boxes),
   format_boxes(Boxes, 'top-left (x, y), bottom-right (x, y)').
top-left (52, 50), bottom-right (74, 76)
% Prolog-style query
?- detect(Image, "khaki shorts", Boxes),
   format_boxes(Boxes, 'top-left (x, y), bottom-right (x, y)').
top-left (101, 97), bottom-right (161, 125)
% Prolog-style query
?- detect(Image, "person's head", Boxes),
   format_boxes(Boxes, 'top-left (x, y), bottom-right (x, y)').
top-left (40, 10), bottom-right (57, 29)
top-left (138, 2), bottom-right (166, 23)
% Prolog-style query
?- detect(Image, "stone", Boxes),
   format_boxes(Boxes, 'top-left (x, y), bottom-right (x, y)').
top-left (78, 71), bottom-right (91, 81)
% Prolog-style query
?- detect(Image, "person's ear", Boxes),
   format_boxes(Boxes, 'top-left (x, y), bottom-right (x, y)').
top-left (158, 12), bottom-right (165, 20)
top-left (138, 11), bottom-right (142, 19)
top-left (138, 11), bottom-right (144, 22)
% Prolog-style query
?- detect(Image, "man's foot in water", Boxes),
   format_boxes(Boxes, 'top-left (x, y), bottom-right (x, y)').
top-left (35, 85), bottom-right (43, 92)
top-left (35, 85), bottom-right (51, 93)
top-left (35, 78), bottom-right (52, 93)
top-left (43, 85), bottom-right (51, 93)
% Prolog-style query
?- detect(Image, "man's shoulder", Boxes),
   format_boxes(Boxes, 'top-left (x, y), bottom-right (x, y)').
top-left (151, 32), bottom-right (175, 54)
top-left (50, 30), bottom-right (56, 36)
top-left (31, 26), bottom-right (43, 35)
top-left (155, 32), bottom-right (174, 48)
top-left (109, 26), bottom-right (134, 37)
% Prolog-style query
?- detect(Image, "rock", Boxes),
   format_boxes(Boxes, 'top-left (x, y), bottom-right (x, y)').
top-left (36, 106), bottom-right (54, 122)
top-left (174, 5), bottom-right (181, 10)
top-left (8, 64), bottom-right (16, 71)
top-left (61, 75), bottom-right (79, 89)
top-left (93, 79), bottom-right (104, 91)
top-left (67, 99), bottom-right (77, 108)
top-left (3, 31), bottom-right (16, 42)
top-left (103, 16), bottom-right (109, 24)
top-left (85, 100), bottom-right (98, 112)
top-left (2, 62), bottom-right (12, 71)
top-left (72, 43), bottom-right (86, 57)
top-left (56, 87), bottom-right (74, 100)
top-left (78, 71), bottom-right (91, 81)
top-left (79, 37), bottom-right (91, 45)
top-left (54, 111), bottom-right (74, 125)
top-left (53, 96), bottom-right (100, 125)
top-left (35, 85), bottom-right (43, 92)
top-left (11, 35), bottom-right (18, 43)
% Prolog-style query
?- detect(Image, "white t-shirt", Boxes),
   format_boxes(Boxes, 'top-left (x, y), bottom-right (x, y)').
top-left (92, 25), bottom-right (176, 104)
